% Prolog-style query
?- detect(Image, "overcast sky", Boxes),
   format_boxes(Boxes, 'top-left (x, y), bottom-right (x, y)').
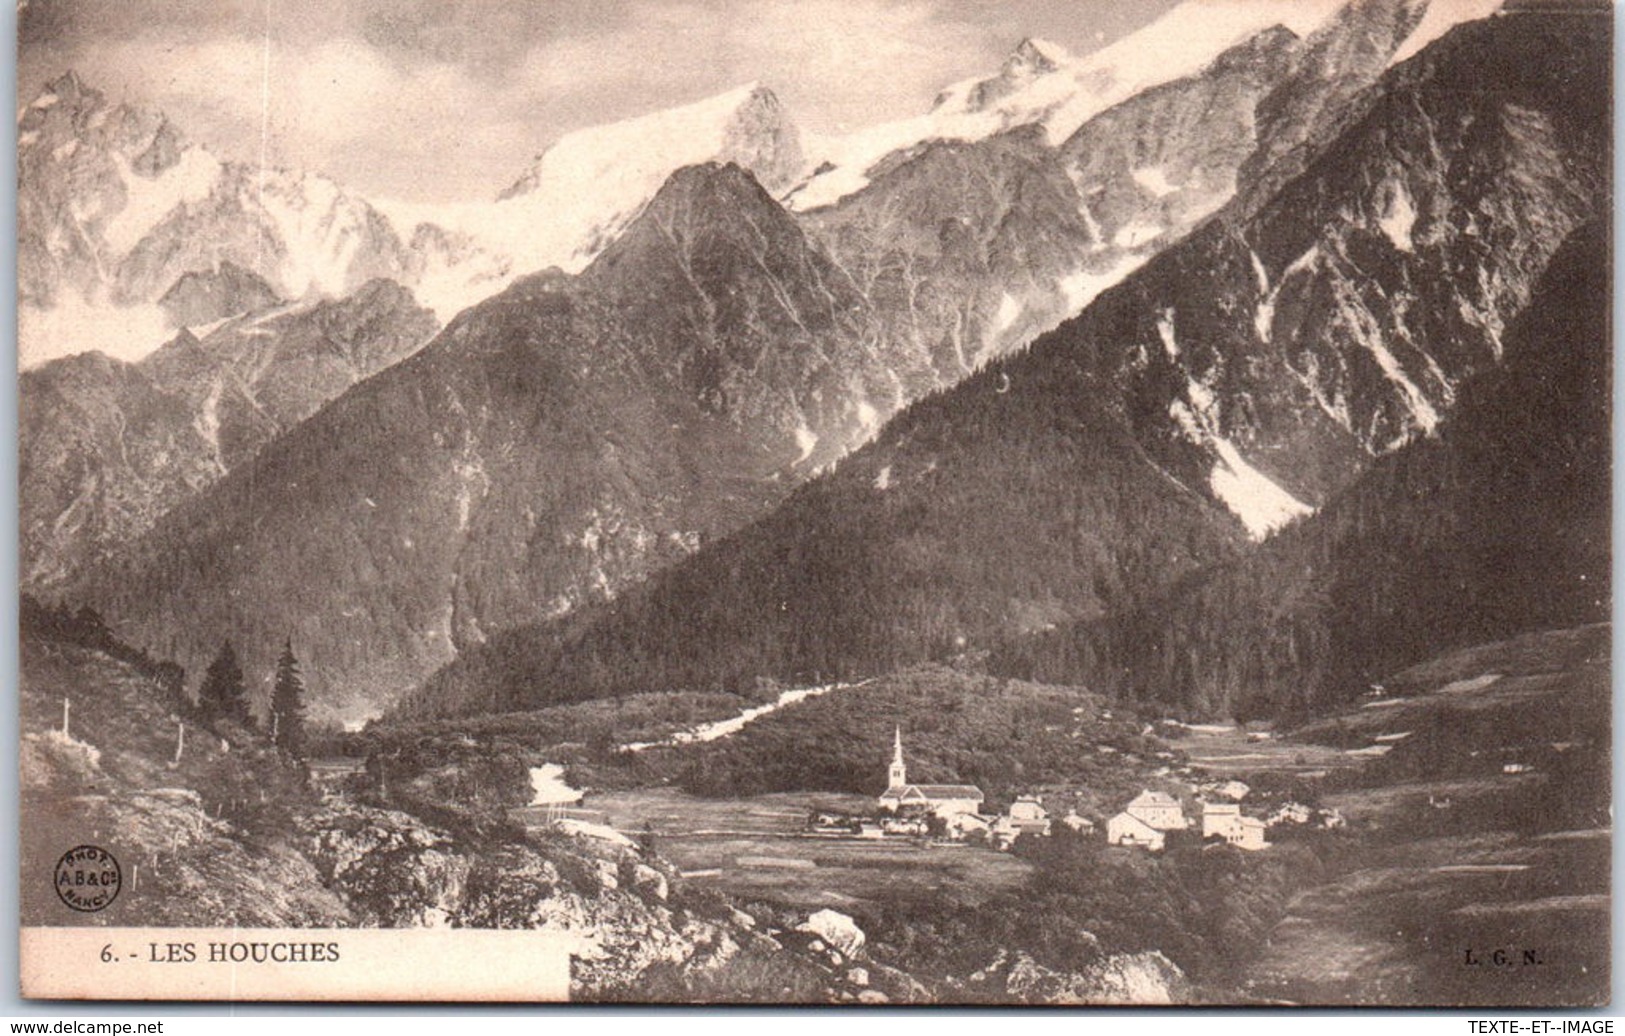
top-left (18, 0), bottom-right (1184, 203)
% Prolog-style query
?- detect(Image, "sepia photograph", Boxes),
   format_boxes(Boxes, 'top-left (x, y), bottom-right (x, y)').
top-left (14, 0), bottom-right (1612, 1005)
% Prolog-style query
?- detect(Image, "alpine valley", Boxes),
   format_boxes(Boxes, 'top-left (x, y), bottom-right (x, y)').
top-left (19, 0), bottom-right (1611, 1007)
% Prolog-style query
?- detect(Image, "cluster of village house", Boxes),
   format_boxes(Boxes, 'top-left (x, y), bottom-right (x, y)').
top-left (835, 729), bottom-right (1342, 852)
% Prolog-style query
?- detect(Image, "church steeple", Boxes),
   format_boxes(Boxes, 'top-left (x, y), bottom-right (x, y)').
top-left (888, 725), bottom-right (907, 789)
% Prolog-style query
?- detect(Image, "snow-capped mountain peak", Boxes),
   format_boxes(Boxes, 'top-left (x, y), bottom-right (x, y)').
top-left (17, 72), bottom-right (416, 367)
top-left (377, 81), bottom-right (806, 321)
top-left (497, 82), bottom-right (801, 204)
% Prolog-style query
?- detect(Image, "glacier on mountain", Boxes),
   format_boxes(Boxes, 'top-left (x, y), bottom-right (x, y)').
top-left (377, 83), bottom-right (804, 320)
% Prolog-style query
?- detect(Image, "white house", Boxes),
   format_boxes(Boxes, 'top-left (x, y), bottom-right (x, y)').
top-left (877, 727), bottom-right (985, 818)
top-left (1107, 810), bottom-right (1166, 851)
top-left (1201, 801), bottom-right (1241, 839)
top-left (993, 798), bottom-right (1051, 848)
top-left (1006, 796), bottom-right (1051, 834)
top-left (1229, 816), bottom-right (1269, 851)
top-left (1203, 801), bottom-right (1268, 850)
top-left (1124, 789), bottom-right (1188, 831)
top-left (1269, 802), bottom-right (1313, 826)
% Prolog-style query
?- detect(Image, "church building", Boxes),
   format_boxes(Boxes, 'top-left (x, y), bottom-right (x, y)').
top-left (877, 727), bottom-right (984, 818)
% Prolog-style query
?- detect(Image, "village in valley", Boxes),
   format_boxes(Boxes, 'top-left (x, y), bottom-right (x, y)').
top-left (797, 727), bottom-right (1346, 854)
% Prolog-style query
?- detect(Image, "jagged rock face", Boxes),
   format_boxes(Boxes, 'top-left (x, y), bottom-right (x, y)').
top-left (1238, 0), bottom-right (1431, 194)
top-left (801, 128), bottom-right (1103, 396)
top-left (18, 71), bottom-right (171, 308)
top-left (1057, 25), bottom-right (1304, 262)
top-left (113, 162), bottom-right (416, 306)
top-left (582, 164), bottom-right (885, 464)
top-left (140, 279), bottom-right (440, 467)
top-left (17, 71), bottom-right (414, 315)
top-left (1083, 8), bottom-right (1608, 525)
top-left (713, 87), bottom-right (806, 195)
top-left (157, 261), bottom-right (281, 328)
top-left (20, 353), bottom-right (219, 590)
top-left (398, 7), bottom-right (1606, 717)
top-left (76, 164), bottom-right (901, 723)
top-left (956, 39), bottom-right (1068, 113)
top-left (22, 281), bottom-right (437, 590)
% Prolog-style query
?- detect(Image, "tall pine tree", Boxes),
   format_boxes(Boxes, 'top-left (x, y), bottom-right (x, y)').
top-left (197, 640), bottom-right (251, 727)
top-left (270, 639), bottom-right (307, 759)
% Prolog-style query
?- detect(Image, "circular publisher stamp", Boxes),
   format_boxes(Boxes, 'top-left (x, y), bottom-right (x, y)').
top-left (54, 845), bottom-right (121, 913)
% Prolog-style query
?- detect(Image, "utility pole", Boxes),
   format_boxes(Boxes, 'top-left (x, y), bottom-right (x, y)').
top-left (61, 697), bottom-right (70, 737)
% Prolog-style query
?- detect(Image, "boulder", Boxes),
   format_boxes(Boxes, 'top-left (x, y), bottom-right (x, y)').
top-left (798, 908), bottom-right (866, 959)
top-left (632, 863), bottom-right (669, 901)
top-left (596, 859), bottom-right (620, 891)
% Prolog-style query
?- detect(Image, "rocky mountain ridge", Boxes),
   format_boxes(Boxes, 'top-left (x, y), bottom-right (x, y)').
top-left (398, 7), bottom-right (1607, 719)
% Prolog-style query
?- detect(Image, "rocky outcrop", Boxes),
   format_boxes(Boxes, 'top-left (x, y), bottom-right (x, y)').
top-left (798, 908), bottom-right (867, 959)
top-left (20, 352), bottom-right (220, 589)
top-left (18, 631), bottom-right (844, 1001)
top-left (1002, 950), bottom-right (1191, 1005)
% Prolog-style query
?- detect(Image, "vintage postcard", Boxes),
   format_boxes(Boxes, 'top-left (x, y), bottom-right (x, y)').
top-left (17, 0), bottom-right (1610, 1004)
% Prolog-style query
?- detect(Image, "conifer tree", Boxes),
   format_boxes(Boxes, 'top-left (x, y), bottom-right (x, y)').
top-left (197, 640), bottom-right (251, 727)
top-left (270, 639), bottom-right (308, 759)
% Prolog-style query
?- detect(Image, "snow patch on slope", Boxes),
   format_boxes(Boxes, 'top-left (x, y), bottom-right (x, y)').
top-left (792, 421), bottom-right (818, 465)
top-left (623, 683), bottom-right (853, 752)
top-left (1164, 310), bottom-right (1313, 539)
top-left (994, 292), bottom-right (1024, 335)
top-left (1377, 177), bottom-right (1417, 252)
top-left (1057, 253), bottom-right (1149, 313)
top-left (1207, 434), bottom-right (1314, 539)
top-left (1156, 308), bottom-right (1180, 359)
top-left (1133, 165), bottom-right (1180, 198)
